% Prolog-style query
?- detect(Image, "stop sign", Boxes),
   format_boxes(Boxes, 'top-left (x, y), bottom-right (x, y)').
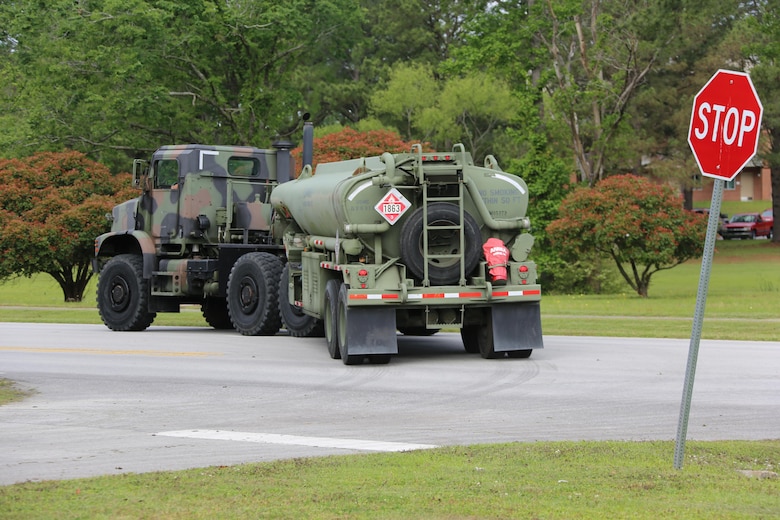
top-left (688, 69), bottom-right (763, 181)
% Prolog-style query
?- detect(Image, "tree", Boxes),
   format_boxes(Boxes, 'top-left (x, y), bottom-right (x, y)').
top-left (0, 151), bottom-right (135, 301)
top-left (370, 63), bottom-right (439, 140)
top-left (546, 175), bottom-right (706, 297)
top-left (745, 4), bottom-right (780, 244)
top-left (0, 0), bottom-right (363, 171)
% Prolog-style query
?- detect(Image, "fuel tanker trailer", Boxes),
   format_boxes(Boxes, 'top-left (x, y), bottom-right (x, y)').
top-left (271, 142), bottom-right (543, 364)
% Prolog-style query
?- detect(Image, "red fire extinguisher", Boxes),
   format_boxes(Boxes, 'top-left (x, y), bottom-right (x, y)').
top-left (483, 238), bottom-right (509, 285)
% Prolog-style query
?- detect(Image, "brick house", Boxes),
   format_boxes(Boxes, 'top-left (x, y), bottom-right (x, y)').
top-left (692, 157), bottom-right (773, 203)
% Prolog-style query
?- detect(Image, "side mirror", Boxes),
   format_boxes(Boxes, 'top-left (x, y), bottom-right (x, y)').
top-left (132, 159), bottom-right (150, 190)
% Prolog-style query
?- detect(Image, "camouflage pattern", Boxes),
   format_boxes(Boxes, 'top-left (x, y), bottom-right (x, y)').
top-left (94, 144), bottom-right (292, 298)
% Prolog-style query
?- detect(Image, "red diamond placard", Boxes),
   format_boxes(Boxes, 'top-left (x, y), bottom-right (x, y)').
top-left (374, 188), bottom-right (411, 224)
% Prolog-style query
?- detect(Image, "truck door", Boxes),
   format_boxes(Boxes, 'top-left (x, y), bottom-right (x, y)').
top-left (150, 158), bottom-right (181, 247)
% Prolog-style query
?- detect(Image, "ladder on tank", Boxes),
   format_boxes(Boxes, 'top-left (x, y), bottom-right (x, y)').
top-left (418, 145), bottom-right (468, 287)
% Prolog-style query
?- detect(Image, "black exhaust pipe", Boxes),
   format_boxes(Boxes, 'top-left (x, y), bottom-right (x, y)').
top-left (302, 120), bottom-right (314, 170)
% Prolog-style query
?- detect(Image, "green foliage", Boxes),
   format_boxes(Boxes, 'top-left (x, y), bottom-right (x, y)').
top-left (0, 0), bottom-right (363, 171)
top-left (369, 63), bottom-right (439, 139)
top-left (0, 151), bottom-right (134, 301)
top-left (547, 175), bottom-right (706, 297)
top-left (1, 441), bottom-right (779, 518)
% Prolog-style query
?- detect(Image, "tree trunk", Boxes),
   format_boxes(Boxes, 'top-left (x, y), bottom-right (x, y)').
top-left (49, 263), bottom-right (93, 303)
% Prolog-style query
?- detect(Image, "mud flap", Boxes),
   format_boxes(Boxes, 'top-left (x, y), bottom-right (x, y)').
top-left (492, 302), bottom-right (544, 353)
top-left (345, 307), bottom-right (398, 356)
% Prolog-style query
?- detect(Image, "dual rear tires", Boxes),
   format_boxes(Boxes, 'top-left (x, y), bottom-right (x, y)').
top-left (323, 280), bottom-right (390, 365)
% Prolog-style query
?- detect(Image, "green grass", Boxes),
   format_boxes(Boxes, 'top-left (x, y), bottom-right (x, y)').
top-left (2, 239), bottom-right (778, 339)
top-left (1, 441), bottom-right (778, 519)
top-left (694, 199), bottom-right (772, 216)
top-left (0, 379), bottom-right (34, 406)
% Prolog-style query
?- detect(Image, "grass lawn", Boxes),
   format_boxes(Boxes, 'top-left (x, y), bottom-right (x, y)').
top-left (1, 441), bottom-right (779, 519)
top-left (2, 239), bottom-right (777, 340)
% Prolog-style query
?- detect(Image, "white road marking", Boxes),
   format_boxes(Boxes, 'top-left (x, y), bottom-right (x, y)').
top-left (156, 430), bottom-right (438, 452)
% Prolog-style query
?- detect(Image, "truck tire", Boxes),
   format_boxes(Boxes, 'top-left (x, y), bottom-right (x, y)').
top-left (324, 279), bottom-right (341, 359)
top-left (337, 283), bottom-right (364, 365)
top-left (460, 326), bottom-right (480, 354)
top-left (279, 264), bottom-right (325, 337)
top-left (227, 252), bottom-right (283, 336)
top-left (201, 297), bottom-right (232, 329)
top-left (97, 254), bottom-right (156, 331)
top-left (400, 202), bottom-right (481, 285)
top-left (461, 309), bottom-right (500, 359)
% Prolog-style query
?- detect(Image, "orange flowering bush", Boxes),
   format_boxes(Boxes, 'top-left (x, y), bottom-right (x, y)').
top-left (291, 127), bottom-right (430, 172)
top-left (547, 175), bottom-right (706, 297)
top-left (0, 151), bottom-right (135, 301)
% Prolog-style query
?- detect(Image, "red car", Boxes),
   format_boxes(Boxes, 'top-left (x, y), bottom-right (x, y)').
top-left (720, 212), bottom-right (774, 240)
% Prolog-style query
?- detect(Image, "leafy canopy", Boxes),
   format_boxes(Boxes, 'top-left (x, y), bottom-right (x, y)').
top-left (546, 175), bottom-right (706, 297)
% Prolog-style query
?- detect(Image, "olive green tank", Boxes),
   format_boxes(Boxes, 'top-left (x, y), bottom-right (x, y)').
top-left (270, 145), bottom-right (532, 267)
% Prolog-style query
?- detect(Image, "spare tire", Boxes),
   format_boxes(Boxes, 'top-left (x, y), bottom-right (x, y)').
top-left (400, 202), bottom-right (481, 285)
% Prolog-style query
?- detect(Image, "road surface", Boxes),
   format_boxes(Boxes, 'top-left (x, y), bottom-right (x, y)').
top-left (1, 323), bottom-right (778, 485)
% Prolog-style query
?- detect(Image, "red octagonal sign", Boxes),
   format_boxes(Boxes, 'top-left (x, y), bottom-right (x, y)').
top-left (688, 69), bottom-right (763, 181)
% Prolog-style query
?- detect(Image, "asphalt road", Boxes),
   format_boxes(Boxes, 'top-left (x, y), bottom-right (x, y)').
top-left (1, 322), bottom-right (778, 485)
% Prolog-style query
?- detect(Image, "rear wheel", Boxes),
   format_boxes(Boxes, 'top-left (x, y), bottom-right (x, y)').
top-left (97, 254), bottom-right (156, 331)
top-left (337, 284), bottom-right (365, 365)
top-left (460, 326), bottom-right (480, 354)
top-left (324, 279), bottom-right (342, 359)
top-left (227, 253), bottom-right (283, 336)
top-left (279, 264), bottom-right (324, 337)
top-left (201, 297), bottom-right (232, 329)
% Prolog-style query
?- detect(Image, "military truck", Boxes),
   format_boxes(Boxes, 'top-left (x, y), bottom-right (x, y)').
top-left (93, 137), bottom-right (304, 336)
top-left (270, 142), bottom-right (544, 364)
top-left (94, 124), bottom-right (543, 364)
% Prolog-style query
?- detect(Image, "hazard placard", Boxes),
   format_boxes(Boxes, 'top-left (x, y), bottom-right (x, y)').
top-left (374, 188), bottom-right (411, 224)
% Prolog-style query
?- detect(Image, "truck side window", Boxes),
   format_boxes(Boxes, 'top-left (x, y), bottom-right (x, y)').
top-left (155, 159), bottom-right (179, 189)
top-left (228, 157), bottom-right (259, 177)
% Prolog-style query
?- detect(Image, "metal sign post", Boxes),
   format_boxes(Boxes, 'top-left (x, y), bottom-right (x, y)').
top-left (676, 70), bottom-right (763, 469)
top-left (673, 180), bottom-right (723, 469)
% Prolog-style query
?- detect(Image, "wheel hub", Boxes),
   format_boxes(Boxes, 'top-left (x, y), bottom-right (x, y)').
top-left (239, 277), bottom-right (258, 314)
top-left (109, 279), bottom-right (130, 312)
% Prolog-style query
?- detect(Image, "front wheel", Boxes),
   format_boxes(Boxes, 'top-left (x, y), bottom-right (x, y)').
top-left (97, 254), bottom-right (156, 331)
top-left (227, 253), bottom-right (283, 336)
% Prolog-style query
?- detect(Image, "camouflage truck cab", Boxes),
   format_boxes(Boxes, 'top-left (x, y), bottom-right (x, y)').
top-left (93, 141), bottom-right (300, 335)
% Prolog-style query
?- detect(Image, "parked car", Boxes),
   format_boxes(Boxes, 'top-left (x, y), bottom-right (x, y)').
top-left (692, 208), bottom-right (728, 236)
top-left (720, 212), bottom-right (773, 240)
top-left (761, 208), bottom-right (773, 224)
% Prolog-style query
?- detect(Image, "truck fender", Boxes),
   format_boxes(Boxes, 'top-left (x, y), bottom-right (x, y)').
top-left (95, 230), bottom-right (157, 279)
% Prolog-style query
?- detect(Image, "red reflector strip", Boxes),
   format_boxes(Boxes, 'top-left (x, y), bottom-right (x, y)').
top-left (408, 292), bottom-right (483, 300)
top-left (492, 289), bottom-right (541, 297)
top-left (349, 293), bottom-right (399, 300)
